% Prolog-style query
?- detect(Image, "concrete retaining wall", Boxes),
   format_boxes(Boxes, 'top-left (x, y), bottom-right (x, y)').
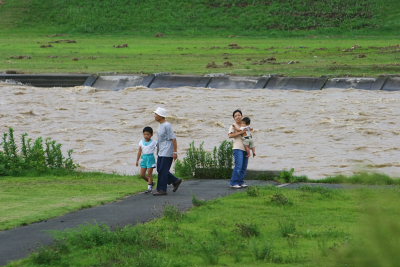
top-left (265, 76), bottom-right (326, 90)
top-left (92, 75), bottom-right (154, 90)
top-left (0, 74), bottom-right (91, 87)
top-left (149, 75), bottom-right (211, 88)
top-left (207, 76), bottom-right (261, 89)
top-left (2, 74), bottom-right (400, 91)
top-left (381, 77), bottom-right (400, 91)
top-left (323, 77), bottom-right (387, 90)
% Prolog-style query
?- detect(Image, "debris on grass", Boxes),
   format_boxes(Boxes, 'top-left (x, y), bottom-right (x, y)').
top-left (113, 43), bottom-right (128, 48)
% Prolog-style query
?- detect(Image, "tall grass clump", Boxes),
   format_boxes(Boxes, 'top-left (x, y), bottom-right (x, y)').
top-left (0, 128), bottom-right (77, 176)
top-left (278, 168), bottom-right (309, 183)
top-left (317, 172), bottom-right (400, 185)
top-left (175, 140), bottom-right (233, 179)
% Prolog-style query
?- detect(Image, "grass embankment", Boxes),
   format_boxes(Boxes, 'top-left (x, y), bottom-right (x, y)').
top-left (1, 34), bottom-right (400, 76)
top-left (0, 172), bottom-right (145, 231)
top-left (8, 186), bottom-right (400, 267)
top-left (1, 0), bottom-right (399, 36)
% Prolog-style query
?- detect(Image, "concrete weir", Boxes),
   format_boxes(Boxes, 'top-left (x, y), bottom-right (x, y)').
top-left (323, 77), bottom-right (388, 90)
top-left (1, 74), bottom-right (400, 90)
top-left (0, 74), bottom-right (92, 87)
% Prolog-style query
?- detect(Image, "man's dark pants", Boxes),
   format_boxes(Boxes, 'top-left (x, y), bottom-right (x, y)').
top-left (156, 156), bottom-right (179, 192)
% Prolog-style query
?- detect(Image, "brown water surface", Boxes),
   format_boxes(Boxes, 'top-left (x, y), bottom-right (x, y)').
top-left (1, 83), bottom-right (399, 179)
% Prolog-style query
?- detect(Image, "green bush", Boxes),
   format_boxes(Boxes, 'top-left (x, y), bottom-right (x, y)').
top-left (278, 168), bottom-right (309, 183)
top-left (175, 140), bottom-right (233, 179)
top-left (0, 128), bottom-right (77, 176)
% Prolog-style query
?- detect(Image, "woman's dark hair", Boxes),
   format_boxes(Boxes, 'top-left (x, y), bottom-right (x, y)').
top-left (242, 117), bottom-right (251, 125)
top-left (232, 109), bottom-right (242, 117)
top-left (143, 126), bottom-right (153, 135)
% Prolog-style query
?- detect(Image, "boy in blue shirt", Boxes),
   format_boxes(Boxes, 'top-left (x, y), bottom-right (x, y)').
top-left (136, 126), bottom-right (157, 193)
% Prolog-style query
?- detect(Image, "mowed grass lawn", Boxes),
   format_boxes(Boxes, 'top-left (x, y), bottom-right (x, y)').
top-left (1, 32), bottom-right (400, 77)
top-left (8, 185), bottom-right (400, 267)
top-left (0, 172), bottom-right (145, 231)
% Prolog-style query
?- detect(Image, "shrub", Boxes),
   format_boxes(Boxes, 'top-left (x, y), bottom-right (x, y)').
top-left (192, 195), bottom-right (207, 207)
top-left (163, 205), bottom-right (184, 221)
top-left (278, 168), bottom-right (309, 183)
top-left (246, 186), bottom-right (260, 197)
top-left (175, 140), bottom-right (233, 179)
top-left (235, 223), bottom-right (260, 238)
top-left (279, 220), bottom-right (297, 238)
top-left (270, 192), bottom-right (293, 206)
top-left (0, 128), bottom-right (77, 176)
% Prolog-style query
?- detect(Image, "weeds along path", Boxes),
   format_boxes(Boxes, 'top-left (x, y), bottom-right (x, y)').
top-left (0, 179), bottom-right (275, 266)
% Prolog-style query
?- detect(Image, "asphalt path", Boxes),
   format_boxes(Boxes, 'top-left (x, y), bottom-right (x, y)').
top-left (0, 179), bottom-right (277, 266)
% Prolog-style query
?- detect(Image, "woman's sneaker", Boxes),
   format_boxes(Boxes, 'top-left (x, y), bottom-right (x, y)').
top-left (230, 184), bottom-right (241, 189)
top-left (240, 184), bottom-right (248, 188)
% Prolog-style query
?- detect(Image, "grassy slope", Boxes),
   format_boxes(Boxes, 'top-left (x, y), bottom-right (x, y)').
top-left (8, 186), bottom-right (400, 266)
top-left (0, 172), bottom-right (145, 231)
top-left (0, 0), bottom-right (398, 35)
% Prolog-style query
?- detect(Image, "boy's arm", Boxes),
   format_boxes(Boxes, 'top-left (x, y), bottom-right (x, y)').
top-left (229, 125), bottom-right (245, 138)
top-left (136, 146), bottom-right (142, 166)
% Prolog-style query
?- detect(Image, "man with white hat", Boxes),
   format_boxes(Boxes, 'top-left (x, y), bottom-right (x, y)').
top-left (153, 107), bottom-right (182, 196)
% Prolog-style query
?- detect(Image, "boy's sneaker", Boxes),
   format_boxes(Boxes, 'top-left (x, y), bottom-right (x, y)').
top-left (230, 184), bottom-right (241, 189)
top-left (240, 184), bottom-right (248, 188)
top-left (145, 185), bottom-right (153, 193)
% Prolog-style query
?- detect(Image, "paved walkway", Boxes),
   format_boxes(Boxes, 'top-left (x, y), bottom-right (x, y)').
top-left (0, 179), bottom-right (277, 266)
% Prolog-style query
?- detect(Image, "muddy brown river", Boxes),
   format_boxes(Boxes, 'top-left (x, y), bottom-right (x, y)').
top-left (1, 83), bottom-right (399, 179)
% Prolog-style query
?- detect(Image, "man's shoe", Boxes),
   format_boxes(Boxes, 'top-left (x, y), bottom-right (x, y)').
top-left (230, 184), bottom-right (241, 189)
top-left (172, 179), bottom-right (182, 192)
top-left (240, 184), bottom-right (248, 188)
top-left (153, 190), bottom-right (167, 196)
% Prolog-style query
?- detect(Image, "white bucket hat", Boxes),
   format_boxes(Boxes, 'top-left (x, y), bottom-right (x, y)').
top-left (154, 107), bottom-right (168, 118)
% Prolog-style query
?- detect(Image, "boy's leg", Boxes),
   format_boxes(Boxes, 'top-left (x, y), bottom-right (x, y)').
top-left (145, 168), bottom-right (154, 192)
top-left (140, 168), bottom-right (148, 182)
top-left (147, 168), bottom-right (154, 185)
top-left (250, 140), bottom-right (256, 157)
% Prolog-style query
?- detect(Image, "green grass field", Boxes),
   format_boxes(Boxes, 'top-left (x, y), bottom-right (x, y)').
top-left (7, 185), bottom-right (400, 267)
top-left (0, 172), bottom-right (145, 231)
top-left (1, 33), bottom-right (400, 77)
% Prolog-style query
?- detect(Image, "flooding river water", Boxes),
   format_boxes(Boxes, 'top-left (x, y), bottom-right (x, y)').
top-left (1, 83), bottom-right (399, 179)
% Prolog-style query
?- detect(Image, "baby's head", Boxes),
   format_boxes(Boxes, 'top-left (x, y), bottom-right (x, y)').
top-left (142, 126), bottom-right (153, 141)
top-left (241, 117), bottom-right (251, 126)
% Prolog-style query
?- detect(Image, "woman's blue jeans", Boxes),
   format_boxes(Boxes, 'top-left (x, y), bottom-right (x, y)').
top-left (230, 149), bottom-right (248, 186)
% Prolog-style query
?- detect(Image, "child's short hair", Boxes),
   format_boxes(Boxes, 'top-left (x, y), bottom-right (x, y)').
top-left (143, 126), bottom-right (153, 135)
top-left (241, 117), bottom-right (251, 125)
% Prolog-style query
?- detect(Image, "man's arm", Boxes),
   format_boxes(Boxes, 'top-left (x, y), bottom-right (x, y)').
top-left (172, 138), bottom-right (178, 161)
